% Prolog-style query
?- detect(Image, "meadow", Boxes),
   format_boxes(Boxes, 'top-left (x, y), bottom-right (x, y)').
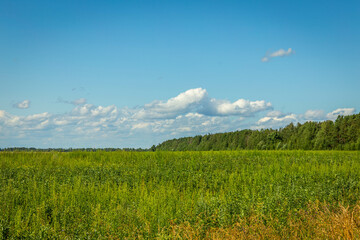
top-left (1, 151), bottom-right (360, 239)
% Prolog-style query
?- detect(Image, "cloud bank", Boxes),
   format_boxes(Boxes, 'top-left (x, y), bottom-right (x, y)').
top-left (0, 88), bottom-right (356, 148)
top-left (262, 48), bottom-right (294, 62)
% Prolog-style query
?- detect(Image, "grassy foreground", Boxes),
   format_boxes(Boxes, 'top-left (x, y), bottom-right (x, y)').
top-left (1, 151), bottom-right (360, 239)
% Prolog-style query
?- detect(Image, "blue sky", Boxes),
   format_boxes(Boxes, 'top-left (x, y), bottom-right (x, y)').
top-left (1, 0), bottom-right (359, 148)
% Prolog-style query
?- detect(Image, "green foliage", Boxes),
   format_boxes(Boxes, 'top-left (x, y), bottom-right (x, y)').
top-left (156, 113), bottom-right (360, 151)
top-left (1, 151), bottom-right (360, 238)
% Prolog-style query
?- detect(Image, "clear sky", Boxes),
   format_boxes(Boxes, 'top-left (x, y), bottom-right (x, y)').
top-left (1, 0), bottom-right (359, 148)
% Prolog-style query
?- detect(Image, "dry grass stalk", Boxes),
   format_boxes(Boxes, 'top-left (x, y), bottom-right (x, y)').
top-left (167, 202), bottom-right (360, 240)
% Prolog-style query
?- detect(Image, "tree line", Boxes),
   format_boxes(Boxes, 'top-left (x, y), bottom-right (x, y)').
top-left (155, 113), bottom-right (360, 151)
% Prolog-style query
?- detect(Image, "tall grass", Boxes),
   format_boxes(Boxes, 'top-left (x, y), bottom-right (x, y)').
top-left (1, 151), bottom-right (360, 239)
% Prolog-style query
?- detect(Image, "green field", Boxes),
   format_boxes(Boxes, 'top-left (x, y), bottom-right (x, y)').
top-left (1, 151), bottom-right (360, 239)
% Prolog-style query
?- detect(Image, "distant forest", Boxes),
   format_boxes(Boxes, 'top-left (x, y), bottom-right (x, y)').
top-left (156, 113), bottom-right (360, 151)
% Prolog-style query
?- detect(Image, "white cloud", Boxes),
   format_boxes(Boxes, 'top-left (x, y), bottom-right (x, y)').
top-left (253, 108), bottom-right (357, 130)
top-left (0, 110), bottom-right (6, 118)
top-left (262, 48), bottom-right (294, 62)
top-left (58, 97), bottom-right (87, 105)
top-left (1, 88), bottom-right (357, 148)
top-left (202, 99), bottom-right (272, 116)
top-left (255, 112), bottom-right (297, 129)
top-left (136, 88), bottom-right (272, 119)
top-left (53, 119), bottom-right (69, 126)
top-left (136, 88), bottom-right (208, 119)
top-left (131, 122), bottom-right (151, 130)
top-left (13, 100), bottom-right (30, 109)
top-left (25, 112), bottom-right (51, 121)
top-left (326, 108), bottom-right (356, 120)
top-left (270, 48), bottom-right (294, 57)
top-left (71, 98), bottom-right (87, 105)
top-left (262, 110), bottom-right (285, 118)
top-left (302, 110), bottom-right (325, 120)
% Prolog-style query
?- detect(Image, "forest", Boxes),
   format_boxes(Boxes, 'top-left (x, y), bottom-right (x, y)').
top-left (156, 112), bottom-right (360, 151)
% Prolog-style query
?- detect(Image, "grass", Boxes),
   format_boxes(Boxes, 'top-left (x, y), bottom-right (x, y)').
top-left (1, 150), bottom-right (360, 239)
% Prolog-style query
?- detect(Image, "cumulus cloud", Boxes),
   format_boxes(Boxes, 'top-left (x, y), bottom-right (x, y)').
top-left (261, 48), bottom-right (294, 62)
top-left (136, 88), bottom-right (208, 119)
top-left (135, 88), bottom-right (272, 119)
top-left (13, 100), bottom-right (30, 109)
top-left (256, 111), bottom-right (297, 129)
top-left (202, 99), bottom-right (272, 116)
top-left (326, 108), bottom-right (356, 120)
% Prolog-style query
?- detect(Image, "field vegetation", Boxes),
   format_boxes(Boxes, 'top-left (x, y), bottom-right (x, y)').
top-left (1, 151), bottom-right (360, 239)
